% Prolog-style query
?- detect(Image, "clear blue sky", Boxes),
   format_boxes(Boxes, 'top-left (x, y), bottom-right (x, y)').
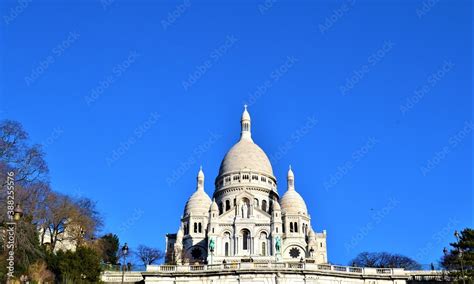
top-left (0, 0), bottom-right (472, 266)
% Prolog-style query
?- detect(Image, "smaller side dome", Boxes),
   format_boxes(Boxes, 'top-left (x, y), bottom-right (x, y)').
top-left (280, 166), bottom-right (308, 215)
top-left (184, 190), bottom-right (212, 216)
top-left (184, 168), bottom-right (212, 216)
top-left (272, 200), bottom-right (281, 211)
top-left (210, 198), bottom-right (218, 212)
top-left (280, 190), bottom-right (308, 214)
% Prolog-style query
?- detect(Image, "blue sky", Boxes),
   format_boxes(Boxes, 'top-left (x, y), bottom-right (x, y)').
top-left (0, 0), bottom-right (472, 266)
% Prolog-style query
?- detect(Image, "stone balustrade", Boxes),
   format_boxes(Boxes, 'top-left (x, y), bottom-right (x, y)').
top-left (145, 262), bottom-right (406, 276)
top-left (101, 271), bottom-right (144, 283)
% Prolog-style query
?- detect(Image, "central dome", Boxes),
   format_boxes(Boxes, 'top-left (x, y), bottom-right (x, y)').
top-left (218, 139), bottom-right (274, 176)
top-left (217, 106), bottom-right (274, 177)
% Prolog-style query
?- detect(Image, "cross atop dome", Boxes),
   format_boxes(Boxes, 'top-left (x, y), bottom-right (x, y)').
top-left (240, 105), bottom-right (252, 141)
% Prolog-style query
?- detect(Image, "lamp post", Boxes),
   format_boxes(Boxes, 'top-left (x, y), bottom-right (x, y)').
top-left (13, 204), bottom-right (23, 221)
top-left (121, 243), bottom-right (129, 284)
top-left (454, 231), bottom-right (466, 284)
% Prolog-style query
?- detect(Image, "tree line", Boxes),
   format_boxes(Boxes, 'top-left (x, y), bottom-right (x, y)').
top-left (0, 120), bottom-right (163, 283)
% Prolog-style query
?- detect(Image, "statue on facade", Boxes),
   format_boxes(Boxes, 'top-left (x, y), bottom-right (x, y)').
top-left (209, 237), bottom-right (215, 252)
top-left (275, 236), bottom-right (281, 253)
top-left (241, 202), bottom-right (249, 218)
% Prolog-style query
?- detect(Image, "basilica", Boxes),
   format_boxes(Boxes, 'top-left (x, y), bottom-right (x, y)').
top-left (165, 106), bottom-right (328, 265)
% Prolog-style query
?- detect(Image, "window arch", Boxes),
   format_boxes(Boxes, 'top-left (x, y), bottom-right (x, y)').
top-left (290, 222), bottom-right (294, 233)
top-left (262, 200), bottom-right (267, 212)
top-left (241, 229), bottom-right (250, 250)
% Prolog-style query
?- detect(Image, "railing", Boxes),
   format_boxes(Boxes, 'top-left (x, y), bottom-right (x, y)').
top-left (145, 263), bottom-right (405, 276)
top-left (348, 267), bottom-right (363, 273)
top-left (101, 271), bottom-right (144, 282)
top-left (376, 268), bottom-right (392, 274)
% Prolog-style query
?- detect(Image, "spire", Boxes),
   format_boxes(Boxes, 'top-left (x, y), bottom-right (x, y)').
top-left (287, 165), bottom-right (295, 190)
top-left (240, 105), bottom-right (252, 141)
top-left (197, 166), bottom-right (204, 191)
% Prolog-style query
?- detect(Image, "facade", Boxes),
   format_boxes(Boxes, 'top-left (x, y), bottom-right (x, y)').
top-left (165, 106), bottom-right (327, 265)
top-left (101, 106), bottom-right (441, 284)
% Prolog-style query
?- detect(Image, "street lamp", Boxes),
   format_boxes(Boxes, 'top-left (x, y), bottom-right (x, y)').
top-left (13, 204), bottom-right (23, 221)
top-left (454, 231), bottom-right (466, 284)
top-left (121, 243), bottom-right (129, 284)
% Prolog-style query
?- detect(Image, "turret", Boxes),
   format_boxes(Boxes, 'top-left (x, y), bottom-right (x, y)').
top-left (240, 105), bottom-right (252, 141)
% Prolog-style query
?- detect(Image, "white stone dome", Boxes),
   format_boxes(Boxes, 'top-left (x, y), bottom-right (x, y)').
top-left (184, 189), bottom-right (211, 216)
top-left (218, 139), bottom-right (274, 176)
top-left (281, 167), bottom-right (307, 215)
top-left (280, 189), bottom-right (308, 215)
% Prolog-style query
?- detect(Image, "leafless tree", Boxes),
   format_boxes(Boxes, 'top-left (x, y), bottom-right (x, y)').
top-left (136, 245), bottom-right (165, 266)
top-left (0, 120), bottom-right (48, 185)
top-left (350, 252), bottom-right (421, 270)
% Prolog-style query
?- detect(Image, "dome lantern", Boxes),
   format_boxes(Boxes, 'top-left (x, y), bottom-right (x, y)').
top-left (287, 165), bottom-right (295, 190)
top-left (240, 104), bottom-right (252, 141)
top-left (197, 165), bottom-right (204, 190)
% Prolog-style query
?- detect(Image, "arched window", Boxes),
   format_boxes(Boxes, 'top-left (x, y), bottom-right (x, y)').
top-left (242, 230), bottom-right (250, 250)
top-left (294, 222), bottom-right (298, 233)
top-left (225, 200), bottom-right (231, 211)
top-left (261, 242), bottom-right (266, 256)
top-left (254, 198), bottom-right (259, 207)
top-left (225, 242), bottom-right (229, 256)
top-left (282, 223), bottom-right (285, 233)
top-left (219, 203), bottom-right (223, 215)
top-left (198, 223), bottom-right (202, 233)
top-left (262, 200), bottom-right (267, 212)
top-left (276, 227), bottom-right (279, 233)
top-left (290, 222), bottom-right (294, 233)
top-left (194, 223), bottom-right (198, 233)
